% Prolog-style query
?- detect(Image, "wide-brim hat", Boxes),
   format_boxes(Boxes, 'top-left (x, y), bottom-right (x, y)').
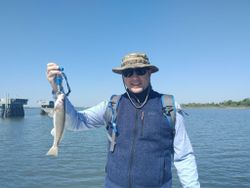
top-left (112, 52), bottom-right (159, 74)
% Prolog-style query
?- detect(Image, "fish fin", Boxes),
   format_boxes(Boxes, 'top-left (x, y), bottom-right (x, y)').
top-left (46, 146), bottom-right (58, 157)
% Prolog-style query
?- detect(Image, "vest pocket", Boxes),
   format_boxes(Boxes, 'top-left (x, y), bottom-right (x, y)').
top-left (162, 155), bottom-right (172, 184)
top-left (133, 156), bottom-right (164, 187)
top-left (160, 157), bottom-right (165, 185)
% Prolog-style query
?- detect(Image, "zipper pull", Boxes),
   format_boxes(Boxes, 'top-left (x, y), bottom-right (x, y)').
top-left (141, 111), bottom-right (144, 121)
top-left (140, 111), bottom-right (145, 136)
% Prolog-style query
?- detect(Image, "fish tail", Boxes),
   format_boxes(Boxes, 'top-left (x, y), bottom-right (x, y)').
top-left (46, 146), bottom-right (58, 157)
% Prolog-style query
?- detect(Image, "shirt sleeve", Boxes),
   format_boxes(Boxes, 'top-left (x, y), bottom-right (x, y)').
top-left (173, 112), bottom-right (200, 188)
top-left (63, 97), bottom-right (108, 131)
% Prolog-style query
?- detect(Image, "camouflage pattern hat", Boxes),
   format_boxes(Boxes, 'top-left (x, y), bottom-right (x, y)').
top-left (112, 52), bottom-right (159, 74)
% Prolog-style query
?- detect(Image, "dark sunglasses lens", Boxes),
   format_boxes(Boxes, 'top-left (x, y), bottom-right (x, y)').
top-left (122, 68), bottom-right (148, 77)
top-left (135, 68), bottom-right (147, 76)
top-left (122, 69), bottom-right (134, 77)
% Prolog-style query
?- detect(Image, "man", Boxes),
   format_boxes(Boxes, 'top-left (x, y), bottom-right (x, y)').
top-left (46, 53), bottom-right (200, 188)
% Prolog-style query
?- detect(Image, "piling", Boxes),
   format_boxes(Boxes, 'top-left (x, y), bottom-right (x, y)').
top-left (0, 97), bottom-right (28, 118)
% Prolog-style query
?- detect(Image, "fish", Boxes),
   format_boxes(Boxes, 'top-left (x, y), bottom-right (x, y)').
top-left (46, 93), bottom-right (65, 157)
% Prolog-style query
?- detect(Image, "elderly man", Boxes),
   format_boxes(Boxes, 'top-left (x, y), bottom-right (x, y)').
top-left (46, 53), bottom-right (200, 188)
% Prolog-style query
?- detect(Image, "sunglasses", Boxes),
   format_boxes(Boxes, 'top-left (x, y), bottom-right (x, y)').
top-left (122, 68), bottom-right (149, 78)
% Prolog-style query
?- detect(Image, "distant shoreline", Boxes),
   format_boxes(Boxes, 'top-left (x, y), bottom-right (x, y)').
top-left (25, 105), bottom-right (250, 109)
top-left (25, 98), bottom-right (250, 109)
top-left (182, 105), bottom-right (250, 109)
top-left (182, 98), bottom-right (250, 109)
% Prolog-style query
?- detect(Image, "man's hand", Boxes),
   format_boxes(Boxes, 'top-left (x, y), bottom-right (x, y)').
top-left (46, 62), bottom-right (62, 92)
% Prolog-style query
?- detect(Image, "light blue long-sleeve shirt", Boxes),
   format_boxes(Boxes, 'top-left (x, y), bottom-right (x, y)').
top-left (55, 97), bottom-right (200, 188)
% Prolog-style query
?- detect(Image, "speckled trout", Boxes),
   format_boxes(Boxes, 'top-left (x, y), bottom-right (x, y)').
top-left (46, 93), bottom-right (65, 157)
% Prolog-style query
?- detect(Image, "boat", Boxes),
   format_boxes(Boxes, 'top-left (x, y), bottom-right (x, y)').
top-left (38, 100), bottom-right (54, 115)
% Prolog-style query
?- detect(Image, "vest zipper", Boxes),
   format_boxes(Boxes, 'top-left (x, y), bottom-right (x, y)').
top-left (128, 109), bottom-right (138, 188)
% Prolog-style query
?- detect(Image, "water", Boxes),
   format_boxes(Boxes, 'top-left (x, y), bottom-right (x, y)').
top-left (0, 108), bottom-right (249, 188)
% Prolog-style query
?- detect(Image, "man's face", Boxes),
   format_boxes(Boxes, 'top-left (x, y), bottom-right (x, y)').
top-left (122, 68), bottom-right (151, 94)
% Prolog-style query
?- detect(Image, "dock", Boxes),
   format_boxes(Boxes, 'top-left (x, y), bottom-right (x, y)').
top-left (0, 97), bottom-right (28, 118)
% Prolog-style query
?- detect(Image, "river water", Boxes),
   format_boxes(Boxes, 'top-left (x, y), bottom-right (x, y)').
top-left (0, 108), bottom-right (249, 188)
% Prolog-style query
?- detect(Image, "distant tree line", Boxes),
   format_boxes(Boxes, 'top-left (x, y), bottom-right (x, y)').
top-left (182, 98), bottom-right (250, 108)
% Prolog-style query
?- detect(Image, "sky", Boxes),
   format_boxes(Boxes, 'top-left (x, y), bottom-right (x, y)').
top-left (0, 0), bottom-right (249, 107)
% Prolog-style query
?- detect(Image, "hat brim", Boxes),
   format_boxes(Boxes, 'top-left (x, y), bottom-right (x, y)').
top-left (112, 64), bottom-right (159, 74)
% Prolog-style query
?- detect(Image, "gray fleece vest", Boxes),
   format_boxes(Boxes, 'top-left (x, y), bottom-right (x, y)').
top-left (105, 91), bottom-right (174, 188)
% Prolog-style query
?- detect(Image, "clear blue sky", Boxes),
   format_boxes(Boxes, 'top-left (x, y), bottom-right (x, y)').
top-left (0, 0), bottom-right (249, 107)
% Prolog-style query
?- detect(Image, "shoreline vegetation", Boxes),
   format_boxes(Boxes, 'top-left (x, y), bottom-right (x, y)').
top-left (23, 98), bottom-right (250, 109)
top-left (182, 98), bottom-right (250, 108)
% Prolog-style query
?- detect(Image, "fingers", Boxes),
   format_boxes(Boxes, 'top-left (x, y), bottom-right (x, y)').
top-left (46, 62), bottom-right (61, 80)
top-left (47, 62), bottom-right (59, 74)
top-left (46, 62), bottom-right (62, 92)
